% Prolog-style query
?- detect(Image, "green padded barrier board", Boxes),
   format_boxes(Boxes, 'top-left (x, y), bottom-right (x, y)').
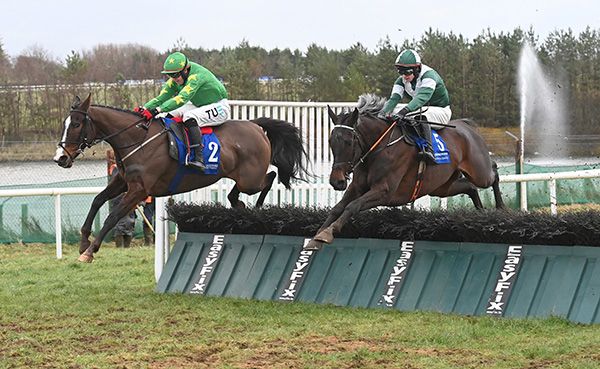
top-left (157, 233), bottom-right (600, 324)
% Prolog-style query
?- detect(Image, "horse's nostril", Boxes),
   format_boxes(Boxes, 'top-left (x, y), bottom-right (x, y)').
top-left (330, 178), bottom-right (347, 191)
top-left (55, 155), bottom-right (71, 167)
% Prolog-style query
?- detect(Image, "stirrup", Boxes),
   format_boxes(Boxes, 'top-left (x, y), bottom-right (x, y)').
top-left (185, 153), bottom-right (206, 169)
top-left (417, 149), bottom-right (436, 163)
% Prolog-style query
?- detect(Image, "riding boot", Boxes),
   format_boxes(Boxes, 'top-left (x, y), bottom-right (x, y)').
top-left (114, 235), bottom-right (124, 248)
top-left (183, 119), bottom-right (206, 169)
top-left (418, 123), bottom-right (436, 163)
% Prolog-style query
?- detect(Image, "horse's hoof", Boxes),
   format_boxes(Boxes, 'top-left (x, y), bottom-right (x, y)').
top-left (314, 229), bottom-right (334, 244)
top-left (304, 239), bottom-right (324, 251)
top-left (78, 254), bottom-right (94, 263)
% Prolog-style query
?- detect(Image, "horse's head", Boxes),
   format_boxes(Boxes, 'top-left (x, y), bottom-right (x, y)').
top-left (327, 105), bottom-right (361, 191)
top-left (54, 94), bottom-right (97, 168)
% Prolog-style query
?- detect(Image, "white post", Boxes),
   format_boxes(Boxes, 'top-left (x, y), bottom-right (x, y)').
top-left (163, 199), bottom-right (171, 262)
top-left (549, 179), bottom-right (557, 215)
top-left (440, 197), bottom-right (448, 210)
top-left (520, 181), bottom-right (528, 211)
top-left (154, 196), bottom-right (166, 282)
top-left (54, 194), bottom-right (62, 259)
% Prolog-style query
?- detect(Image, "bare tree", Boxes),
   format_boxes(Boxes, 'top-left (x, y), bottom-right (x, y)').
top-left (84, 43), bottom-right (161, 82)
top-left (0, 39), bottom-right (11, 84)
top-left (12, 45), bottom-right (61, 84)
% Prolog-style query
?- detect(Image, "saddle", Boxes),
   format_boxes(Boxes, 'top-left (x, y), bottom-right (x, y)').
top-left (161, 119), bottom-right (214, 163)
top-left (396, 118), bottom-right (445, 147)
top-left (159, 119), bottom-right (221, 193)
top-left (162, 119), bottom-right (187, 161)
top-left (392, 118), bottom-right (450, 166)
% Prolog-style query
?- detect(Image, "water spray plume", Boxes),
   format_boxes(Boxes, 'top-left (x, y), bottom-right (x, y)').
top-left (518, 41), bottom-right (568, 162)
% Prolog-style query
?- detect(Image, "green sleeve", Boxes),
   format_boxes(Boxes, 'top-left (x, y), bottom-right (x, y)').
top-left (158, 73), bottom-right (203, 112)
top-left (144, 80), bottom-right (177, 110)
top-left (382, 77), bottom-right (405, 114)
top-left (382, 94), bottom-right (401, 114)
top-left (406, 87), bottom-right (434, 111)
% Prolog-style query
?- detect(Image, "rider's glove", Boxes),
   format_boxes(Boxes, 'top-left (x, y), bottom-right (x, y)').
top-left (135, 106), bottom-right (158, 121)
top-left (396, 107), bottom-right (409, 120)
top-left (377, 111), bottom-right (394, 121)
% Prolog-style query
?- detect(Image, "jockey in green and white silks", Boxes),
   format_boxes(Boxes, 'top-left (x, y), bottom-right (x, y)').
top-left (379, 49), bottom-right (451, 162)
top-left (137, 51), bottom-right (230, 169)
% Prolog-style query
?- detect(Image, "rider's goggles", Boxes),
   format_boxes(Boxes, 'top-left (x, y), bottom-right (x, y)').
top-left (395, 66), bottom-right (414, 75)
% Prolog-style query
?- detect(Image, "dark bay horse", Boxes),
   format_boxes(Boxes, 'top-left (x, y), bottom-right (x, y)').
top-left (54, 94), bottom-right (309, 262)
top-left (306, 94), bottom-right (504, 250)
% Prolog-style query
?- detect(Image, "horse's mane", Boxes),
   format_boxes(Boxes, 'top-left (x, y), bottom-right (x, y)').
top-left (356, 93), bottom-right (387, 116)
top-left (91, 104), bottom-right (140, 117)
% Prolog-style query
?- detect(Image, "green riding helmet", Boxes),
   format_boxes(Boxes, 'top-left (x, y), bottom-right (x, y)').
top-left (394, 49), bottom-right (422, 67)
top-left (161, 52), bottom-right (189, 74)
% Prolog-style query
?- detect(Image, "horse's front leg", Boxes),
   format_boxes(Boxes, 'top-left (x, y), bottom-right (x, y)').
top-left (303, 183), bottom-right (365, 250)
top-left (80, 175), bottom-right (127, 255)
top-left (317, 183), bottom-right (364, 234)
top-left (315, 185), bottom-right (391, 244)
top-left (79, 182), bottom-right (147, 263)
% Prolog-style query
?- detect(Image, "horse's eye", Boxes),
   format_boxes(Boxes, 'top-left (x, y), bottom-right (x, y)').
top-left (72, 122), bottom-right (81, 128)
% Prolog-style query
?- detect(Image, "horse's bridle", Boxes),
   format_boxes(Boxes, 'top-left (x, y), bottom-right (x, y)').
top-left (57, 108), bottom-right (148, 161)
top-left (57, 109), bottom-right (98, 162)
top-left (331, 124), bottom-right (366, 179)
top-left (331, 117), bottom-right (404, 179)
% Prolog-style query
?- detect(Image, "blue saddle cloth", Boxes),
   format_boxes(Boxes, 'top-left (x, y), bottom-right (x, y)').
top-left (162, 118), bottom-right (222, 194)
top-left (163, 118), bottom-right (221, 174)
top-left (414, 129), bottom-right (451, 164)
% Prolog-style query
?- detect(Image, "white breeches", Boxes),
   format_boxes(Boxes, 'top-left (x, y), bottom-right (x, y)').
top-left (393, 104), bottom-right (452, 125)
top-left (167, 99), bottom-right (231, 127)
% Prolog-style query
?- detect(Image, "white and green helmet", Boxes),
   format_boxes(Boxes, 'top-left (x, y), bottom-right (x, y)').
top-left (394, 49), bottom-right (422, 67)
top-left (161, 52), bottom-right (189, 74)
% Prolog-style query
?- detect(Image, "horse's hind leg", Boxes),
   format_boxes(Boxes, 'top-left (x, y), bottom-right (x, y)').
top-left (255, 171), bottom-right (277, 208)
top-left (80, 175), bottom-right (127, 255)
top-left (432, 175), bottom-right (484, 209)
top-left (227, 185), bottom-right (245, 209)
top-left (491, 161), bottom-right (506, 209)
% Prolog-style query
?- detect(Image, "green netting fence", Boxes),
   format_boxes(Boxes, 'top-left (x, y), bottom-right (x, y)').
top-left (436, 163), bottom-right (600, 209)
top-left (1, 163), bottom-right (599, 244)
top-left (0, 176), bottom-right (148, 243)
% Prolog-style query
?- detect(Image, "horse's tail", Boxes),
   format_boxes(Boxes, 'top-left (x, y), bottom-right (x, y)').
top-left (252, 117), bottom-right (310, 189)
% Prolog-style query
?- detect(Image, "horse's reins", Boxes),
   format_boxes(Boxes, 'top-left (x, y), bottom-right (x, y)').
top-left (333, 115), bottom-right (449, 203)
top-left (120, 129), bottom-right (166, 161)
top-left (61, 109), bottom-right (166, 162)
top-left (332, 119), bottom-right (399, 177)
top-left (353, 120), bottom-right (398, 171)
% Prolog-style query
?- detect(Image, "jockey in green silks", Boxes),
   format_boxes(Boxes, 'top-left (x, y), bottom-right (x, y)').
top-left (378, 49), bottom-right (451, 162)
top-left (136, 51), bottom-right (229, 169)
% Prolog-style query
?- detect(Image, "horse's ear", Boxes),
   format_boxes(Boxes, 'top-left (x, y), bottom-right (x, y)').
top-left (327, 105), bottom-right (338, 124)
top-left (350, 108), bottom-right (359, 126)
top-left (80, 93), bottom-right (92, 111)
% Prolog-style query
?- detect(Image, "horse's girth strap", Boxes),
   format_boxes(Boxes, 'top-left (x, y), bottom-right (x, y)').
top-left (409, 160), bottom-right (427, 202)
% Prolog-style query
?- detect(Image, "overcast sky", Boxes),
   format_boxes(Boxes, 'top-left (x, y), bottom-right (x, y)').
top-left (2, 0), bottom-right (599, 60)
